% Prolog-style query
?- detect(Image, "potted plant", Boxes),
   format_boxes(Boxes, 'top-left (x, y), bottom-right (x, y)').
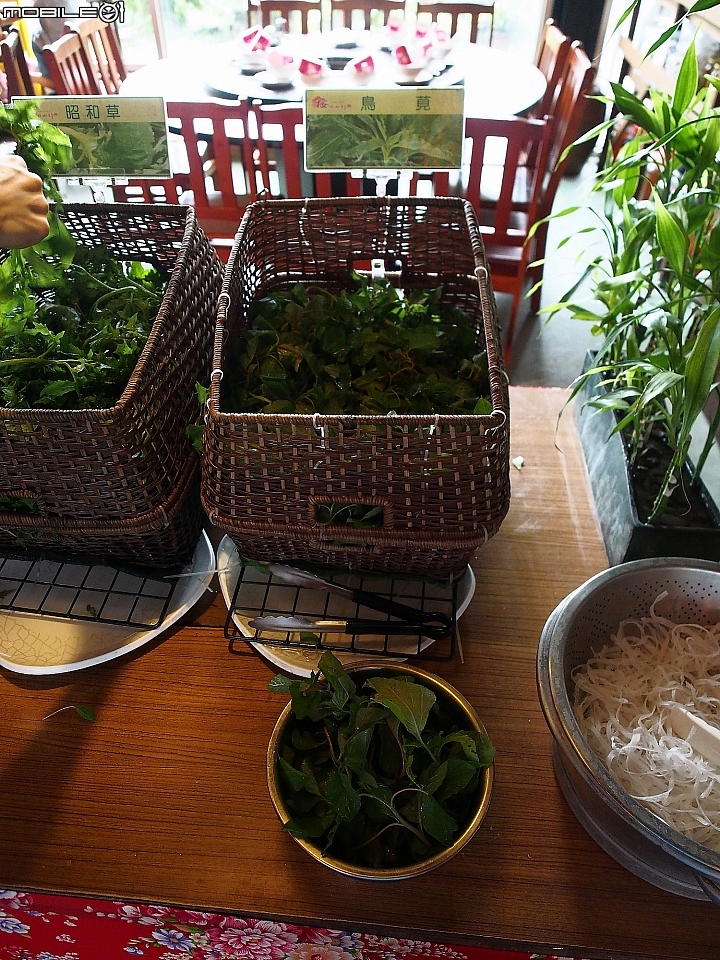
top-left (545, 39), bottom-right (720, 563)
top-left (266, 652), bottom-right (494, 879)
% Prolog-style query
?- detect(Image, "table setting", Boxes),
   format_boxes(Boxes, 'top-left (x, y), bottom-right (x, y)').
top-left (217, 18), bottom-right (467, 96)
top-left (120, 21), bottom-right (546, 120)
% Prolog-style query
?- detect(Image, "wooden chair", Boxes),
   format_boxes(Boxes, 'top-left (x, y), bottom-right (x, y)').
top-left (1, 26), bottom-right (35, 99)
top-left (75, 17), bottom-right (126, 95)
top-left (113, 101), bottom-right (260, 261)
top-left (415, 1), bottom-right (494, 44)
top-left (532, 18), bottom-right (573, 120)
top-left (43, 31), bottom-right (99, 94)
top-left (459, 116), bottom-right (551, 364)
top-left (328, 0), bottom-right (405, 31)
top-left (167, 100), bottom-right (263, 260)
top-left (526, 43), bottom-right (596, 314)
top-left (252, 101), bottom-right (363, 198)
top-left (256, 0), bottom-right (322, 33)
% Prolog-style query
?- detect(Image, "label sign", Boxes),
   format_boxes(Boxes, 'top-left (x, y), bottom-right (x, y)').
top-left (12, 96), bottom-right (170, 179)
top-left (304, 87), bottom-right (465, 172)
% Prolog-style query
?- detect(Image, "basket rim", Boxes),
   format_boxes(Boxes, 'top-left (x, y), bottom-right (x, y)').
top-left (209, 196), bottom-right (506, 423)
top-left (0, 204), bottom-right (197, 422)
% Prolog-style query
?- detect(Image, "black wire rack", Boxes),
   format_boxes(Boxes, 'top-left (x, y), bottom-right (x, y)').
top-left (224, 562), bottom-right (464, 661)
top-left (0, 553), bottom-right (177, 630)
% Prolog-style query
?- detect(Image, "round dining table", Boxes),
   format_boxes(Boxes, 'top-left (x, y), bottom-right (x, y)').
top-left (120, 33), bottom-right (547, 120)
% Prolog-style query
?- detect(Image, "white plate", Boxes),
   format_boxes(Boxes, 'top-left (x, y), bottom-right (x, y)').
top-left (0, 533), bottom-right (215, 675)
top-left (217, 536), bottom-right (475, 678)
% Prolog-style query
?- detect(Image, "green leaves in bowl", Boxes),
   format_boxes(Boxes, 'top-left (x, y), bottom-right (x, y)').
top-left (225, 276), bottom-right (492, 416)
top-left (269, 652), bottom-right (495, 870)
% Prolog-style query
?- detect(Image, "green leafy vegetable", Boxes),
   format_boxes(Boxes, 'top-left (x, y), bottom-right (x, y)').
top-left (0, 101), bottom-right (170, 514)
top-left (0, 102), bottom-right (168, 410)
top-left (224, 276), bottom-right (491, 416)
top-left (270, 652), bottom-right (494, 869)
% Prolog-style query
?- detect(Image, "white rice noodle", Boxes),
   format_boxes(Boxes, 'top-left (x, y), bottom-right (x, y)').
top-left (573, 593), bottom-right (720, 851)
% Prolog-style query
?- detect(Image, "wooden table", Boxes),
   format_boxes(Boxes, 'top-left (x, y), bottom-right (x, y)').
top-left (120, 37), bottom-right (546, 120)
top-left (1, 386), bottom-right (718, 960)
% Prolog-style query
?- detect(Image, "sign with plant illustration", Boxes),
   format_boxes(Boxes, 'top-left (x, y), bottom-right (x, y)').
top-left (12, 96), bottom-right (170, 179)
top-left (304, 88), bottom-right (464, 171)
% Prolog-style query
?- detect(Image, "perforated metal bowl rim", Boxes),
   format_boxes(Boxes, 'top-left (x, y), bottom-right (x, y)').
top-left (537, 557), bottom-right (720, 882)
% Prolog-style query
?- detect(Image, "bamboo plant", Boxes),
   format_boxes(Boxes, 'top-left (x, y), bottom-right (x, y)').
top-left (545, 40), bottom-right (720, 524)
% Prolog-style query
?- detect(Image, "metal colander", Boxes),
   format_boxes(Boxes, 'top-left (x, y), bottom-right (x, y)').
top-left (536, 557), bottom-right (720, 904)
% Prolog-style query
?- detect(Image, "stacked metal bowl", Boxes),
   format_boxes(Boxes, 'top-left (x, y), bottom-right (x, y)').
top-left (536, 557), bottom-right (720, 904)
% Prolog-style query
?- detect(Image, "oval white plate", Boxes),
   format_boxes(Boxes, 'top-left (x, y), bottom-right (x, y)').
top-left (0, 532), bottom-right (215, 675)
top-left (217, 536), bottom-right (475, 678)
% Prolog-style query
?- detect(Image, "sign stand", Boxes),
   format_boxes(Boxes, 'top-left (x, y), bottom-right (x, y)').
top-left (361, 169), bottom-right (413, 197)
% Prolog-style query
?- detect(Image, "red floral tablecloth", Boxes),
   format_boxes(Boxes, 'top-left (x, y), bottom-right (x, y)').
top-left (0, 890), bottom-right (589, 960)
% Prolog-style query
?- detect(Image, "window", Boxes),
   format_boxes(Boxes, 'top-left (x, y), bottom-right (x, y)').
top-left (118, 0), bottom-right (550, 64)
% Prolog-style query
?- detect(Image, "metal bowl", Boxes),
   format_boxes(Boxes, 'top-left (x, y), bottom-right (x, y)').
top-left (267, 662), bottom-right (493, 880)
top-left (536, 557), bottom-right (720, 904)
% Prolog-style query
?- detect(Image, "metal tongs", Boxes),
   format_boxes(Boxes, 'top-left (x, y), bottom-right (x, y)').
top-left (247, 563), bottom-right (453, 641)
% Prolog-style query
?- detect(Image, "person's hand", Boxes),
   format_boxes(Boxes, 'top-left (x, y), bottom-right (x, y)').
top-left (0, 155), bottom-right (50, 248)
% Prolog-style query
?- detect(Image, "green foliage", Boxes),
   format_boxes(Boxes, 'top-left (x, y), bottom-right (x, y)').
top-left (0, 102), bottom-right (168, 412)
top-left (224, 276), bottom-right (490, 416)
top-left (613, 1), bottom-right (720, 59)
top-left (0, 242), bottom-right (166, 409)
top-left (185, 382), bottom-right (210, 452)
top-left (270, 652), bottom-right (494, 869)
top-left (316, 502), bottom-right (384, 528)
top-left (0, 100), bottom-right (71, 203)
top-left (550, 40), bottom-right (720, 523)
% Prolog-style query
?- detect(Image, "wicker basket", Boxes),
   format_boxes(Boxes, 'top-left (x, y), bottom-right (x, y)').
top-left (0, 204), bottom-right (223, 523)
top-left (0, 455), bottom-right (203, 572)
top-left (201, 197), bottom-right (510, 578)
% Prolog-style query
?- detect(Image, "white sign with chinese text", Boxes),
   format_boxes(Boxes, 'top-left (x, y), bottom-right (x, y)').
top-left (304, 87), bottom-right (465, 172)
top-left (13, 96), bottom-right (170, 179)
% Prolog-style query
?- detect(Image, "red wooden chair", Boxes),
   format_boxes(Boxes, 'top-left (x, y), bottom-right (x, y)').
top-left (43, 31), bottom-right (99, 94)
top-left (532, 18), bottom-right (573, 120)
top-left (75, 18), bottom-right (126, 95)
top-left (461, 115), bottom-right (551, 364)
top-left (166, 100), bottom-right (260, 260)
top-left (415, 1), bottom-right (494, 44)
top-left (1, 26), bottom-right (35, 99)
top-left (252, 101), bottom-right (363, 198)
top-left (526, 43), bottom-right (596, 314)
top-left (328, 0), bottom-right (405, 31)
top-left (255, 0), bottom-right (322, 32)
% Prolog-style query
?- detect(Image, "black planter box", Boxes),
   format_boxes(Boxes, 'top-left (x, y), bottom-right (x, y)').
top-left (574, 353), bottom-right (720, 565)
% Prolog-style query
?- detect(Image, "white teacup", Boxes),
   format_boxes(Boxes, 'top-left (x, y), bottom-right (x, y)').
top-left (266, 48), bottom-right (298, 81)
top-left (393, 45), bottom-right (427, 79)
top-left (344, 54), bottom-right (375, 84)
top-left (298, 57), bottom-right (327, 85)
